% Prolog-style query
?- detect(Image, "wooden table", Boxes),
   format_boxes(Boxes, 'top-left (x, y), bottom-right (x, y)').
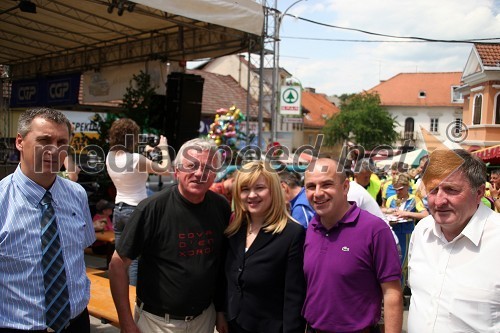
top-left (87, 268), bottom-right (135, 328)
top-left (94, 231), bottom-right (115, 269)
top-left (95, 230), bottom-right (115, 243)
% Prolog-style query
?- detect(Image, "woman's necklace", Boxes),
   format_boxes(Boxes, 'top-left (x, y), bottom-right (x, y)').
top-left (247, 223), bottom-right (255, 235)
top-left (247, 222), bottom-right (260, 235)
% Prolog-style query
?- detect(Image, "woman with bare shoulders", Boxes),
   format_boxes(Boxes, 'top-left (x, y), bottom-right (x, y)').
top-left (105, 118), bottom-right (171, 285)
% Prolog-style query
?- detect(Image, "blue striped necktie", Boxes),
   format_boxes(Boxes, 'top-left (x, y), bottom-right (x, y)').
top-left (40, 190), bottom-right (71, 332)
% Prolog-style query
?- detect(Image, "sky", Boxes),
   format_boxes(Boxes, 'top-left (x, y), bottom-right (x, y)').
top-left (272, 0), bottom-right (500, 96)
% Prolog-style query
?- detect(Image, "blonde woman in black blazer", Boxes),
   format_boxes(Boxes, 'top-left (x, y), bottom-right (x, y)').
top-left (223, 161), bottom-right (306, 333)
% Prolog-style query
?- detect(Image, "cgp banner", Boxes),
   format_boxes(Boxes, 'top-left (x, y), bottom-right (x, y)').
top-left (10, 73), bottom-right (81, 108)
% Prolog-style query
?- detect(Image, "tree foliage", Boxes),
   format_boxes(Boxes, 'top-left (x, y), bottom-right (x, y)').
top-left (83, 71), bottom-right (157, 153)
top-left (121, 70), bottom-right (158, 133)
top-left (74, 71), bottom-right (160, 204)
top-left (336, 93), bottom-right (356, 106)
top-left (323, 92), bottom-right (398, 150)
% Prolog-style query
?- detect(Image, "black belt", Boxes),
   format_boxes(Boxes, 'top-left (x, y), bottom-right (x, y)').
top-left (117, 202), bottom-right (136, 210)
top-left (0, 308), bottom-right (88, 333)
top-left (136, 298), bottom-right (202, 322)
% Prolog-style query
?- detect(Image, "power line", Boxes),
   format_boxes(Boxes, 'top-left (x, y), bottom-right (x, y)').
top-left (289, 14), bottom-right (500, 44)
top-left (282, 37), bottom-right (428, 43)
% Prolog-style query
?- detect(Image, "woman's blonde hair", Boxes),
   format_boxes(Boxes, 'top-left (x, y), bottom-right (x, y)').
top-left (225, 161), bottom-right (292, 237)
top-left (393, 172), bottom-right (411, 188)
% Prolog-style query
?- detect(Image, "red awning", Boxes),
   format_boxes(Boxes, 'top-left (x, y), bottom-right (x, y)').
top-left (471, 145), bottom-right (500, 164)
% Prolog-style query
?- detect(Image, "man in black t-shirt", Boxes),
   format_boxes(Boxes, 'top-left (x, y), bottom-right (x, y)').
top-left (109, 138), bottom-right (231, 333)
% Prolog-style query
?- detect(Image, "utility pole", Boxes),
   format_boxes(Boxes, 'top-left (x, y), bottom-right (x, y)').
top-left (271, 0), bottom-right (306, 144)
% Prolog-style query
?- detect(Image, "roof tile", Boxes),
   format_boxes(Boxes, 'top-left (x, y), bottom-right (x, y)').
top-left (368, 72), bottom-right (462, 106)
top-left (187, 69), bottom-right (268, 119)
top-left (475, 43), bottom-right (500, 67)
top-left (301, 91), bottom-right (340, 128)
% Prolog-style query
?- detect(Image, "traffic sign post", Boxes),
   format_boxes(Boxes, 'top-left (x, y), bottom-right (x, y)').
top-left (279, 85), bottom-right (301, 116)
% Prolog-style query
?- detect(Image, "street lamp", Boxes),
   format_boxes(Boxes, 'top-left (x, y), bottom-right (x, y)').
top-left (270, 0), bottom-right (306, 144)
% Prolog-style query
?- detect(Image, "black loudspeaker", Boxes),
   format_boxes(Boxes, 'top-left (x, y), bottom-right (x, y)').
top-left (165, 72), bottom-right (204, 153)
top-left (148, 94), bottom-right (166, 132)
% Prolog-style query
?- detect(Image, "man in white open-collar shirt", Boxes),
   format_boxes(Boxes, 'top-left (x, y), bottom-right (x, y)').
top-left (408, 149), bottom-right (500, 333)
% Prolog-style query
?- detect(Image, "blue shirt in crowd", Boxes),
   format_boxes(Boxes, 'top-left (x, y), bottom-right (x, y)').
top-left (289, 187), bottom-right (315, 228)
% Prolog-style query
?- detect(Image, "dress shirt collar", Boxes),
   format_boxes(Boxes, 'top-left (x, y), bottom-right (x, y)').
top-left (12, 165), bottom-right (61, 208)
top-left (427, 203), bottom-right (488, 247)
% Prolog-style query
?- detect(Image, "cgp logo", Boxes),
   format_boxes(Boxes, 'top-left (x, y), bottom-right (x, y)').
top-left (18, 86), bottom-right (37, 101)
top-left (49, 81), bottom-right (69, 99)
top-left (11, 74), bottom-right (80, 108)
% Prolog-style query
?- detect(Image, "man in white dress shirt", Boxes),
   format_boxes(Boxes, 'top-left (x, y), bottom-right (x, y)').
top-left (348, 180), bottom-right (399, 246)
top-left (407, 149), bottom-right (500, 333)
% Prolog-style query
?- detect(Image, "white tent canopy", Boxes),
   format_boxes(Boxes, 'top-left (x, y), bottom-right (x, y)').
top-left (133, 0), bottom-right (264, 35)
top-left (376, 149), bottom-right (428, 169)
top-left (1, 0), bottom-right (264, 79)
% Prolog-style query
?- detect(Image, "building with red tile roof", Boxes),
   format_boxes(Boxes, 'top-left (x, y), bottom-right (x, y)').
top-left (368, 72), bottom-right (464, 150)
top-left (302, 90), bottom-right (340, 127)
top-left (300, 89), bottom-right (340, 151)
top-left (198, 55), bottom-right (340, 152)
top-left (187, 69), bottom-right (264, 118)
top-left (459, 43), bottom-right (500, 155)
top-left (186, 68), bottom-right (270, 139)
top-left (475, 43), bottom-right (500, 67)
top-left (272, 86), bottom-right (340, 153)
top-left (370, 72), bottom-right (463, 107)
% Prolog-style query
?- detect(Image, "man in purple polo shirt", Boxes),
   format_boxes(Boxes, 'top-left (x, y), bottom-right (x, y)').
top-left (303, 158), bottom-right (402, 333)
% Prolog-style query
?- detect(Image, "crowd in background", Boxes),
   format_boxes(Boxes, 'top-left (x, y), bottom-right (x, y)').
top-left (1, 108), bottom-right (499, 333)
